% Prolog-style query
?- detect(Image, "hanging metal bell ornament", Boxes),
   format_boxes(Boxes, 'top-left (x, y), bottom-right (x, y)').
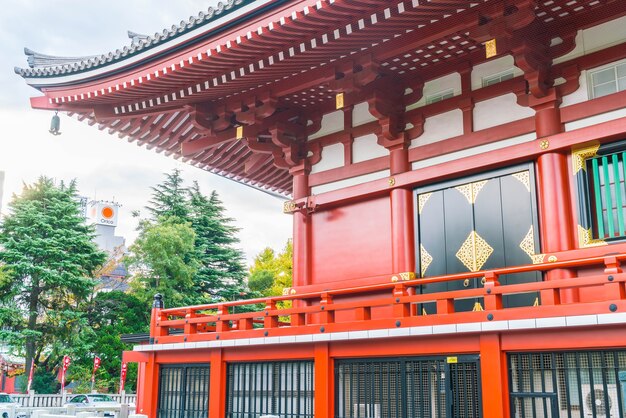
top-left (49, 111), bottom-right (61, 135)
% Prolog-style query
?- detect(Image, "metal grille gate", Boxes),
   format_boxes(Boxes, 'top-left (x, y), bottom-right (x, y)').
top-left (157, 364), bottom-right (210, 418)
top-left (335, 356), bottom-right (482, 418)
top-left (509, 351), bottom-right (626, 418)
top-left (226, 360), bottom-right (314, 418)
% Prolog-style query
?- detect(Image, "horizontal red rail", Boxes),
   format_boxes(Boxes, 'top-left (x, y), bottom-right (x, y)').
top-left (149, 254), bottom-right (626, 344)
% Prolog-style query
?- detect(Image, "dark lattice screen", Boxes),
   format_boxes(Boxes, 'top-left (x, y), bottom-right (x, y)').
top-left (336, 356), bottom-right (481, 418)
top-left (226, 360), bottom-right (314, 418)
top-left (509, 351), bottom-right (626, 418)
top-left (157, 364), bottom-right (210, 418)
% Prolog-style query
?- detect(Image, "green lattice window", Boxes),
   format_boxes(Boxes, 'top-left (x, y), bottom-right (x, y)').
top-left (585, 150), bottom-right (626, 240)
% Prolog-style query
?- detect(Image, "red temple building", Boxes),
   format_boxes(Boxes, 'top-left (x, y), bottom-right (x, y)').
top-left (15, 1), bottom-right (626, 417)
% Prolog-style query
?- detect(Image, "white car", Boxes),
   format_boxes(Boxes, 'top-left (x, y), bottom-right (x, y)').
top-left (65, 394), bottom-right (120, 416)
top-left (0, 393), bottom-right (26, 418)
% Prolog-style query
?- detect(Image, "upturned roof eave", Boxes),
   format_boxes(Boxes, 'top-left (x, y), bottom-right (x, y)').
top-left (14, 0), bottom-right (289, 88)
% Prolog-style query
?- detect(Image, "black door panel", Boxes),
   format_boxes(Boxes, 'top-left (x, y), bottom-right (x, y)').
top-left (416, 165), bottom-right (541, 312)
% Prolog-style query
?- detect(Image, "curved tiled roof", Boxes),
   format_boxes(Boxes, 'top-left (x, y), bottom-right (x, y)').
top-left (14, 0), bottom-right (261, 78)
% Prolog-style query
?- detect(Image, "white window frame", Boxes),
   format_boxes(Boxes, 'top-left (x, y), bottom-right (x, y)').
top-left (587, 58), bottom-right (626, 99)
top-left (481, 69), bottom-right (515, 88)
top-left (425, 88), bottom-right (455, 105)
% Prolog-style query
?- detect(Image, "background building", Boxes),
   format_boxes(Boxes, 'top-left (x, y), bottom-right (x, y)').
top-left (88, 200), bottom-right (128, 292)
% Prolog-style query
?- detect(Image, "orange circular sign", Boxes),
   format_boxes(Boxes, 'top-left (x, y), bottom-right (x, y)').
top-left (101, 206), bottom-right (115, 219)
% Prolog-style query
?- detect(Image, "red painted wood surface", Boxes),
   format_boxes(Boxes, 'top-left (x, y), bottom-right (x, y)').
top-left (311, 196), bottom-right (392, 285)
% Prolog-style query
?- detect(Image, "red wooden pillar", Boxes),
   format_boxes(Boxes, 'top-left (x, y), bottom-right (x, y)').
top-left (479, 334), bottom-right (510, 418)
top-left (138, 352), bottom-right (159, 417)
top-left (314, 342), bottom-right (333, 418)
top-left (291, 166), bottom-right (312, 287)
top-left (531, 90), bottom-right (578, 302)
top-left (209, 349), bottom-right (226, 418)
top-left (389, 146), bottom-right (416, 276)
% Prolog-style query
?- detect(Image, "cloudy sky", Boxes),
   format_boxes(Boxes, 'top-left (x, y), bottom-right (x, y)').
top-left (0, 1), bottom-right (292, 264)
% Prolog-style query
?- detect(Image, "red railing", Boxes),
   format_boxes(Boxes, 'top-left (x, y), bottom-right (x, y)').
top-left (149, 254), bottom-right (626, 344)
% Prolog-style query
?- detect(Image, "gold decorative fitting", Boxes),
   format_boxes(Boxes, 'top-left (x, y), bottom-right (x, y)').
top-left (485, 39), bottom-right (497, 59)
top-left (418, 193), bottom-right (432, 215)
top-left (456, 231), bottom-right (494, 272)
top-left (455, 181), bottom-right (487, 205)
top-left (480, 277), bottom-right (486, 286)
top-left (336, 92), bottom-right (344, 110)
top-left (512, 171), bottom-right (531, 193)
top-left (539, 140), bottom-right (550, 150)
top-left (572, 143), bottom-right (600, 174)
top-left (422, 308), bottom-right (428, 316)
top-left (391, 275), bottom-right (399, 283)
top-left (531, 254), bottom-right (546, 264)
top-left (420, 244), bottom-right (433, 277)
top-left (388, 177), bottom-right (396, 187)
top-left (577, 225), bottom-right (607, 248)
top-left (282, 288), bottom-right (291, 296)
top-left (519, 226), bottom-right (544, 264)
top-left (533, 297), bottom-right (540, 307)
top-left (547, 255), bottom-right (558, 263)
top-left (236, 125), bottom-right (244, 140)
top-left (283, 200), bottom-right (298, 214)
top-left (472, 302), bottom-right (484, 312)
top-left (463, 278), bottom-right (470, 287)
top-left (290, 288), bottom-right (297, 295)
top-left (399, 272), bottom-right (416, 281)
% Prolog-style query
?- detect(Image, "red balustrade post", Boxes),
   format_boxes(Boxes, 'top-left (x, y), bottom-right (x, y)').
top-left (183, 309), bottom-right (197, 336)
top-left (216, 304), bottom-right (230, 333)
top-left (150, 294), bottom-right (167, 343)
top-left (393, 284), bottom-right (410, 318)
top-left (604, 256), bottom-right (626, 301)
top-left (319, 293), bottom-right (335, 324)
top-left (264, 299), bottom-right (279, 329)
top-left (483, 272), bottom-right (502, 311)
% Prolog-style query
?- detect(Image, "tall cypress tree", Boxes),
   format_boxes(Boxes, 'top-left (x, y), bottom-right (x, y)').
top-left (146, 168), bottom-right (189, 220)
top-left (138, 171), bottom-right (248, 304)
top-left (188, 182), bottom-right (247, 302)
top-left (0, 177), bottom-right (106, 382)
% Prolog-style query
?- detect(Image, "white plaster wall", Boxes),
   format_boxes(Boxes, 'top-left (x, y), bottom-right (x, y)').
top-left (564, 108), bottom-right (626, 132)
top-left (352, 133), bottom-right (388, 163)
top-left (407, 73), bottom-right (461, 109)
top-left (560, 70), bottom-right (589, 107)
top-left (310, 143), bottom-right (345, 174)
top-left (352, 102), bottom-right (377, 126)
top-left (473, 93), bottom-right (535, 131)
top-left (311, 170), bottom-right (391, 195)
top-left (471, 55), bottom-right (523, 90)
top-left (411, 133), bottom-right (536, 170)
top-left (555, 16), bottom-right (626, 65)
top-left (308, 110), bottom-right (344, 140)
top-left (409, 109), bottom-right (464, 148)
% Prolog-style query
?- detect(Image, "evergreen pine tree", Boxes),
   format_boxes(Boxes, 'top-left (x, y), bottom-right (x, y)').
top-left (135, 170), bottom-right (249, 305)
top-left (146, 168), bottom-right (189, 220)
top-left (0, 177), bottom-right (107, 382)
top-left (188, 182), bottom-right (247, 302)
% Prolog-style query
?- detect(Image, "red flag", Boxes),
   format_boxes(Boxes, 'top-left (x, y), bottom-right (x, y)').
top-left (60, 355), bottom-right (71, 392)
top-left (91, 356), bottom-right (101, 386)
top-left (26, 359), bottom-right (35, 393)
top-left (119, 362), bottom-right (128, 394)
